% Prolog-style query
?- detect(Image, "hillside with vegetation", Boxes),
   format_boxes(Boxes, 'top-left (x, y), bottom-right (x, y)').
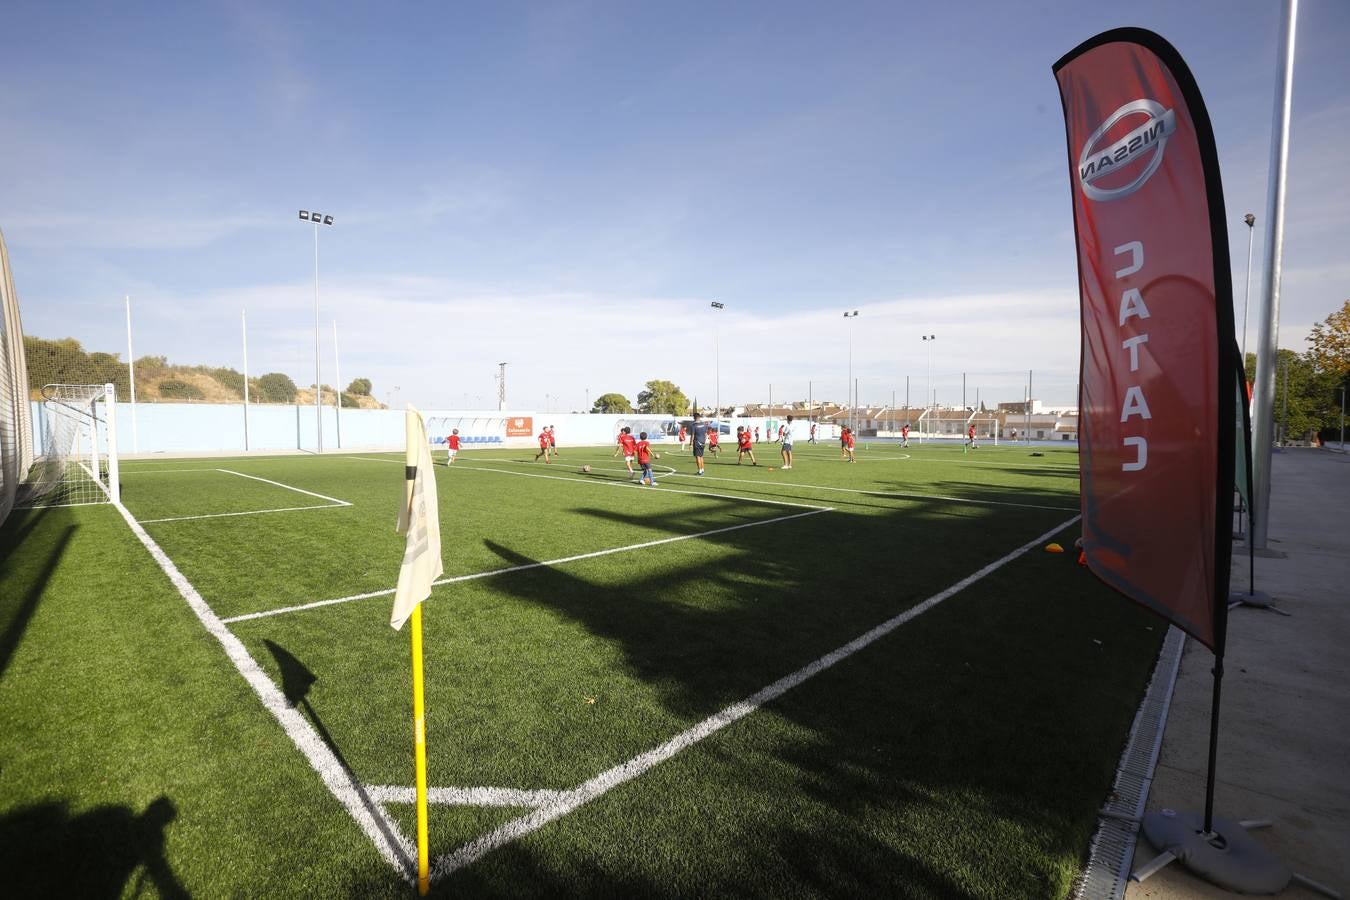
top-left (23, 336), bottom-right (383, 409)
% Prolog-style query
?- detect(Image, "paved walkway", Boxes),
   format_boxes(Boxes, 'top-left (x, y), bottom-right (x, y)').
top-left (1126, 448), bottom-right (1350, 898)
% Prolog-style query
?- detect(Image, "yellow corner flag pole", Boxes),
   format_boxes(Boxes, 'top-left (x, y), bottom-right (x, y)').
top-left (395, 407), bottom-right (435, 896)
top-left (410, 603), bottom-right (430, 896)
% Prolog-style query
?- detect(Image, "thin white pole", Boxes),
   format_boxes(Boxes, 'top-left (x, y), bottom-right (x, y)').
top-left (1251, 0), bottom-right (1299, 551)
top-left (1240, 215), bottom-right (1256, 363)
top-left (104, 383), bottom-right (119, 503)
top-left (333, 319), bottom-right (342, 449)
top-left (242, 309), bottom-right (250, 451)
top-left (124, 295), bottom-right (138, 452)
top-left (314, 223), bottom-right (323, 454)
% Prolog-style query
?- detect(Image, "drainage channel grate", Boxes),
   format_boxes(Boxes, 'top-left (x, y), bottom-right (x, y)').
top-left (1072, 625), bottom-right (1186, 900)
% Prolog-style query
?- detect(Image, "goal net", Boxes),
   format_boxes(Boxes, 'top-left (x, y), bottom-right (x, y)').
top-left (915, 411), bottom-right (1002, 444)
top-left (18, 383), bottom-right (121, 508)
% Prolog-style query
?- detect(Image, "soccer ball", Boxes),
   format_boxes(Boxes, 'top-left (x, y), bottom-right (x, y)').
top-left (582, 465), bottom-right (592, 473)
top-left (654, 453), bottom-right (661, 459)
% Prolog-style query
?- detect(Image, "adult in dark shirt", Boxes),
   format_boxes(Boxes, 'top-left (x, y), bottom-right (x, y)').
top-left (690, 413), bottom-right (709, 476)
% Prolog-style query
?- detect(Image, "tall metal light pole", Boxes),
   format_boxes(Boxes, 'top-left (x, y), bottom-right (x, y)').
top-left (844, 311), bottom-right (859, 431)
top-left (242, 309), bottom-right (250, 451)
top-left (1240, 213), bottom-right (1256, 364)
top-left (497, 362), bottom-right (507, 410)
top-left (332, 320), bottom-right (342, 449)
top-left (299, 210), bottom-right (334, 451)
top-left (711, 302), bottom-right (725, 420)
top-left (923, 334), bottom-right (936, 438)
top-left (1250, 0), bottom-right (1299, 552)
top-left (1339, 386), bottom-right (1346, 451)
top-left (124, 295), bottom-right (138, 452)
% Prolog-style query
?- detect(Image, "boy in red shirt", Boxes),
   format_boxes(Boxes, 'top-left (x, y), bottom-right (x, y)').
top-left (547, 425), bottom-right (559, 456)
top-left (736, 426), bottom-right (757, 465)
top-left (446, 428), bottom-right (461, 465)
top-left (636, 431), bottom-right (657, 486)
top-left (842, 426), bottom-right (856, 463)
top-left (678, 425), bottom-right (688, 452)
top-left (901, 423), bottom-right (910, 448)
top-left (707, 427), bottom-right (720, 457)
top-left (534, 428), bottom-right (552, 464)
top-left (612, 427), bottom-right (638, 480)
top-left (967, 423), bottom-right (977, 450)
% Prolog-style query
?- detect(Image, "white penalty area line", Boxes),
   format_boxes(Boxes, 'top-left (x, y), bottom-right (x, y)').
top-left (110, 499), bottom-right (417, 880)
top-left (136, 469), bottom-right (352, 524)
top-left (430, 513), bottom-right (1083, 880)
top-left (220, 505), bottom-right (833, 624)
top-left (661, 470), bottom-right (1077, 512)
top-left (366, 785), bottom-right (567, 809)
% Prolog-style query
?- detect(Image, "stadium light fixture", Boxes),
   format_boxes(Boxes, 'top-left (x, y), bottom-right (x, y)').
top-left (844, 311), bottom-right (860, 430)
top-left (298, 209), bottom-right (335, 452)
top-left (710, 302), bottom-right (726, 418)
top-left (1240, 212), bottom-right (1256, 364)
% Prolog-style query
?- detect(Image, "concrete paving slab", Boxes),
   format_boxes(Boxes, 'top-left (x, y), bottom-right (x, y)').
top-left (1125, 449), bottom-right (1350, 898)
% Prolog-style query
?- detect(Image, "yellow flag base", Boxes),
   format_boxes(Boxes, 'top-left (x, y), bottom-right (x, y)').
top-left (411, 603), bottom-right (430, 895)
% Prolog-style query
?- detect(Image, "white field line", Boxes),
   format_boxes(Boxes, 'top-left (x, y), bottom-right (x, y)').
top-left (216, 469), bottom-right (353, 506)
top-left (110, 500), bottom-right (417, 881)
top-left (367, 785), bottom-right (567, 809)
top-left (453, 462), bottom-right (833, 511)
top-left (220, 506), bottom-right (833, 624)
top-left (430, 513), bottom-right (1083, 880)
top-left (119, 468), bottom-right (232, 474)
top-left (139, 504), bottom-right (348, 524)
top-left (451, 455), bottom-right (1073, 512)
top-left (660, 470), bottom-right (1077, 512)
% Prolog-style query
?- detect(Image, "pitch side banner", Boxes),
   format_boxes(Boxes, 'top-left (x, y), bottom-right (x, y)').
top-left (1053, 29), bottom-right (1238, 650)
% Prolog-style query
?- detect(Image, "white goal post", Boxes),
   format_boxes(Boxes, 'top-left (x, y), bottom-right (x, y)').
top-left (914, 410), bottom-right (1001, 445)
top-left (19, 382), bottom-right (120, 508)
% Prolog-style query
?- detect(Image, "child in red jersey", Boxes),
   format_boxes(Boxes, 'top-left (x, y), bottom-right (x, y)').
top-left (678, 424), bottom-right (688, 451)
top-left (547, 425), bottom-right (560, 455)
top-left (966, 423), bottom-right (977, 449)
top-left (842, 426), bottom-right (856, 463)
top-left (534, 428), bottom-right (552, 464)
top-left (901, 423), bottom-right (910, 448)
top-left (612, 427), bottom-right (638, 479)
top-left (446, 428), bottom-right (461, 465)
top-left (707, 427), bottom-right (720, 456)
top-left (636, 431), bottom-right (657, 486)
top-left (736, 426), bottom-right (757, 465)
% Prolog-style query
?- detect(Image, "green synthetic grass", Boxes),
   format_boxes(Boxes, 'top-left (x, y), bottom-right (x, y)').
top-left (1, 442), bottom-right (1164, 898)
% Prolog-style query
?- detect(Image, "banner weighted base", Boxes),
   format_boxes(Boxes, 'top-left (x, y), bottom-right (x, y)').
top-left (1228, 589), bottom-right (1291, 616)
top-left (1134, 809), bottom-right (1290, 893)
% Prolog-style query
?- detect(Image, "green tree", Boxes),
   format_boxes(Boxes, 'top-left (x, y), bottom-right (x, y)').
top-left (1306, 300), bottom-right (1350, 378)
top-left (636, 380), bottom-right (689, 415)
top-left (346, 377), bottom-right (372, 396)
top-left (157, 379), bottom-right (205, 400)
top-left (591, 392), bottom-right (633, 414)
top-left (254, 372), bottom-right (298, 403)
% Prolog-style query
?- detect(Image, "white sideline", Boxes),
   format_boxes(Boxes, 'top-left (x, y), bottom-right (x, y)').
top-left (216, 469), bottom-right (353, 506)
top-left (366, 785), bottom-right (567, 809)
top-left (429, 513), bottom-right (1082, 880)
top-left (220, 506), bottom-right (833, 624)
top-left (109, 500), bottom-right (416, 879)
top-left (139, 503), bottom-right (347, 524)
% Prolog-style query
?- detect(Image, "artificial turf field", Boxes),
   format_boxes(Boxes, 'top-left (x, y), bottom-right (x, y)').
top-left (0, 440), bottom-right (1167, 898)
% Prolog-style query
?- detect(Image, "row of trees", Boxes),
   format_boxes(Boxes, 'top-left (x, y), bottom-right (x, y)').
top-left (23, 336), bottom-right (376, 406)
top-left (1247, 301), bottom-right (1350, 442)
top-left (591, 380), bottom-right (692, 415)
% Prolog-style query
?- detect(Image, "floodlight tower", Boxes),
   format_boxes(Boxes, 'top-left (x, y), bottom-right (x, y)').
top-left (844, 311), bottom-right (859, 430)
top-left (923, 334), bottom-right (936, 437)
top-left (298, 210), bottom-right (334, 449)
top-left (711, 301), bottom-right (725, 419)
top-left (497, 362), bottom-right (507, 410)
top-left (1240, 213), bottom-right (1256, 364)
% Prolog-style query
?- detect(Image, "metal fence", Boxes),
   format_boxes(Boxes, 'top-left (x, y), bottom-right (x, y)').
top-left (0, 228), bottom-right (35, 526)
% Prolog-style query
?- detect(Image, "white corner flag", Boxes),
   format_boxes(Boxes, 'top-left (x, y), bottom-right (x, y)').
top-left (391, 405), bottom-right (444, 630)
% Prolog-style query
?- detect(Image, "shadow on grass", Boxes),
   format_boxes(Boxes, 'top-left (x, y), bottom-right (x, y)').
top-left (0, 504), bottom-right (73, 680)
top-left (433, 496), bottom-right (1158, 897)
top-left (0, 796), bottom-right (188, 898)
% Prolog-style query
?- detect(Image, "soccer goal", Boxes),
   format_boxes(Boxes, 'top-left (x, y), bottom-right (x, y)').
top-left (19, 383), bottom-right (120, 508)
top-left (915, 410), bottom-right (1001, 445)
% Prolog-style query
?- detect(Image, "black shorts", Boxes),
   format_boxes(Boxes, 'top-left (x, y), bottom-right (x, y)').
top-left (692, 444), bottom-right (705, 458)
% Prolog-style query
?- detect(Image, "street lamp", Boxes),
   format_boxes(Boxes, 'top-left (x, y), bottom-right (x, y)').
top-left (298, 210), bottom-right (334, 451)
top-left (710, 302), bottom-right (725, 420)
top-left (923, 334), bottom-right (936, 439)
top-left (844, 311), bottom-right (859, 431)
top-left (1241, 213), bottom-right (1256, 365)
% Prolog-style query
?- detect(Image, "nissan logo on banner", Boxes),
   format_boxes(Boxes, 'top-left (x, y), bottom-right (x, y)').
top-left (1077, 99), bottom-right (1176, 201)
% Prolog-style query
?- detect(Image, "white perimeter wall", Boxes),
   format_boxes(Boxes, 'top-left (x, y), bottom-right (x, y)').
top-left (29, 401), bottom-right (843, 456)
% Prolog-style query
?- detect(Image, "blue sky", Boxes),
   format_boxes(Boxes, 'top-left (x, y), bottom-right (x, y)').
top-left (3, 1), bottom-right (1347, 411)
